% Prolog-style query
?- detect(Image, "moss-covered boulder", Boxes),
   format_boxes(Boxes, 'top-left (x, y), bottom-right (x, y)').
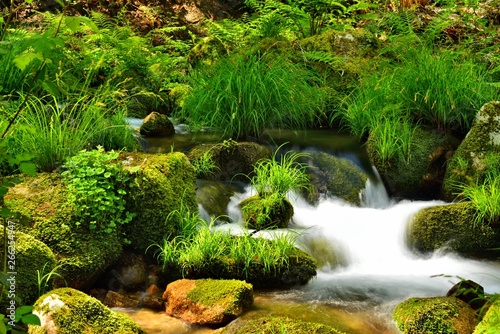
top-left (408, 202), bottom-right (500, 256)
top-left (139, 111), bottom-right (175, 136)
top-left (216, 315), bottom-right (347, 334)
top-left (474, 296), bottom-right (500, 334)
top-left (368, 127), bottom-right (460, 200)
top-left (121, 152), bottom-right (197, 253)
top-left (29, 288), bottom-right (145, 334)
top-left (393, 296), bottom-right (477, 334)
top-left (302, 152), bottom-right (367, 205)
top-left (0, 226), bottom-right (56, 310)
top-left (187, 141), bottom-right (271, 182)
top-left (163, 279), bottom-right (253, 325)
top-left (443, 101), bottom-right (500, 200)
top-left (4, 173), bottom-right (123, 290)
top-left (196, 180), bottom-right (241, 219)
top-left (240, 194), bottom-right (294, 230)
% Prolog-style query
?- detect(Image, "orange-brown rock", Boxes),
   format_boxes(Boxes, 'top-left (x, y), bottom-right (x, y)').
top-left (162, 279), bottom-right (253, 325)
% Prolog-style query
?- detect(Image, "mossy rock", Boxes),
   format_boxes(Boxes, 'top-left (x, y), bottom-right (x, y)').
top-left (0, 226), bottom-right (56, 310)
top-left (187, 141), bottom-right (271, 182)
top-left (368, 127), bottom-right (460, 199)
top-left (139, 111), bottom-right (175, 136)
top-left (474, 296), bottom-right (500, 334)
top-left (120, 152), bottom-right (197, 253)
top-left (443, 101), bottom-right (500, 200)
top-left (408, 202), bottom-right (500, 256)
top-left (196, 180), bottom-right (241, 219)
top-left (393, 296), bottom-right (477, 334)
top-left (240, 194), bottom-right (294, 230)
top-left (29, 288), bottom-right (145, 334)
top-left (302, 152), bottom-right (367, 206)
top-left (163, 244), bottom-right (316, 289)
top-left (4, 173), bottom-right (123, 290)
top-left (163, 279), bottom-right (253, 325)
top-left (216, 315), bottom-right (347, 334)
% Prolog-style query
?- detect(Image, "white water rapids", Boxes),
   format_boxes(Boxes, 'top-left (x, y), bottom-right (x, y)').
top-left (219, 174), bottom-right (500, 308)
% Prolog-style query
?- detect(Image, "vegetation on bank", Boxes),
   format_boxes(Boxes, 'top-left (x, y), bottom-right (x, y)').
top-left (1, 0), bottom-right (500, 332)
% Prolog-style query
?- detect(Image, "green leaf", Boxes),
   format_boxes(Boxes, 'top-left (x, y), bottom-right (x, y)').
top-left (15, 305), bottom-right (34, 321)
top-left (65, 16), bottom-right (81, 33)
top-left (13, 53), bottom-right (43, 71)
top-left (42, 80), bottom-right (60, 96)
top-left (21, 314), bottom-right (41, 326)
top-left (19, 162), bottom-right (37, 176)
top-left (104, 171), bottom-right (112, 178)
top-left (0, 320), bottom-right (6, 334)
top-left (25, 0), bottom-right (34, 4)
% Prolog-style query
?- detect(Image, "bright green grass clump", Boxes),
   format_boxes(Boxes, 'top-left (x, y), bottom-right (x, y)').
top-left (177, 53), bottom-right (326, 139)
top-left (460, 173), bottom-right (500, 227)
top-left (338, 46), bottom-right (496, 166)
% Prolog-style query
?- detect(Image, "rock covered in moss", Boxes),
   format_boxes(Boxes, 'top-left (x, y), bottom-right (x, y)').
top-left (4, 173), bottom-right (123, 290)
top-left (443, 101), bottom-right (500, 200)
top-left (240, 194), bottom-right (294, 230)
top-left (196, 180), bottom-right (242, 219)
top-left (139, 111), bottom-right (175, 136)
top-left (216, 315), bottom-right (347, 334)
top-left (368, 127), bottom-right (460, 200)
top-left (120, 152), bottom-right (197, 253)
top-left (0, 226), bottom-right (56, 309)
top-left (474, 296), bottom-right (500, 334)
top-left (393, 296), bottom-right (477, 334)
top-left (408, 202), bottom-right (500, 256)
top-left (187, 141), bottom-right (271, 182)
top-left (302, 152), bottom-right (367, 205)
top-left (29, 288), bottom-right (145, 334)
top-left (163, 279), bottom-right (253, 325)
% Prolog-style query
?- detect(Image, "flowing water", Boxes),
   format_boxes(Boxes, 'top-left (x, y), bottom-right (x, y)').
top-left (121, 124), bottom-right (500, 333)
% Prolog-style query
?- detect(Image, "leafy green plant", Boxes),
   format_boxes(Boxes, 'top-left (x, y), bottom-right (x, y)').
top-left (61, 147), bottom-right (137, 234)
top-left (191, 150), bottom-right (219, 179)
top-left (0, 305), bottom-right (40, 334)
top-left (177, 53), bottom-right (326, 140)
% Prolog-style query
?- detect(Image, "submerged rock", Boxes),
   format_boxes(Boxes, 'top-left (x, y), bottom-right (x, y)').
top-left (163, 279), bottom-right (253, 325)
top-left (187, 141), bottom-right (271, 182)
top-left (216, 315), bottom-right (347, 334)
top-left (0, 226), bottom-right (56, 309)
top-left (447, 280), bottom-right (487, 312)
top-left (443, 101), bottom-right (500, 200)
top-left (408, 202), bottom-right (500, 256)
top-left (29, 288), bottom-right (145, 334)
top-left (301, 152), bottom-right (367, 205)
top-left (393, 296), bottom-right (477, 334)
top-left (139, 111), bottom-right (175, 136)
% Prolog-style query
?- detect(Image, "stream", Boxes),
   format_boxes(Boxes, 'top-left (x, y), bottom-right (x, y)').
top-left (120, 122), bottom-right (500, 333)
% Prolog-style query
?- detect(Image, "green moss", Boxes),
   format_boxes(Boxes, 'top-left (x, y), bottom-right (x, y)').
top-left (474, 296), bottom-right (500, 334)
top-left (29, 288), bottom-right (145, 334)
top-left (443, 101), bottom-right (500, 200)
top-left (369, 127), bottom-right (460, 199)
top-left (5, 173), bottom-right (123, 290)
top-left (393, 297), bottom-right (477, 334)
top-left (187, 279), bottom-right (253, 314)
top-left (139, 111), bottom-right (175, 136)
top-left (121, 152), bottom-right (197, 253)
top-left (219, 315), bottom-right (347, 334)
top-left (408, 202), bottom-right (500, 256)
top-left (240, 194), bottom-right (294, 230)
top-left (187, 141), bottom-right (271, 182)
top-left (0, 227), bottom-right (56, 309)
top-left (304, 152), bottom-right (367, 205)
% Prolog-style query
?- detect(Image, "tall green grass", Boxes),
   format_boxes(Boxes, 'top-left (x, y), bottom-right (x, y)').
top-left (177, 53), bottom-right (326, 139)
top-left (8, 94), bottom-right (138, 172)
top-left (154, 216), bottom-right (301, 279)
top-left (460, 172), bottom-right (500, 228)
top-left (337, 46), bottom-right (497, 165)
